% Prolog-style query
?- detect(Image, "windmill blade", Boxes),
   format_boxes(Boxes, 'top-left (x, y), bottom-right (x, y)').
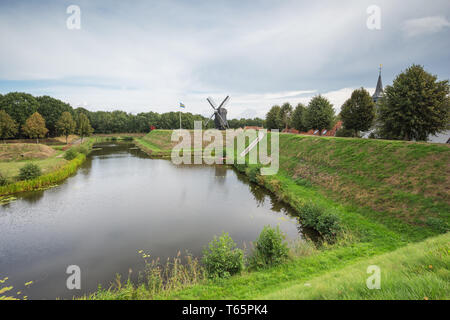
top-left (204, 113), bottom-right (215, 127)
top-left (217, 96), bottom-right (230, 110)
top-left (206, 97), bottom-right (217, 110)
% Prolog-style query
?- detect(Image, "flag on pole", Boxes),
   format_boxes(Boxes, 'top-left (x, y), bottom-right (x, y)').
top-left (180, 103), bottom-right (185, 109)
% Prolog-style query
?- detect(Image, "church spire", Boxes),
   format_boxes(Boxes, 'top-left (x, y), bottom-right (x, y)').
top-left (372, 64), bottom-right (383, 103)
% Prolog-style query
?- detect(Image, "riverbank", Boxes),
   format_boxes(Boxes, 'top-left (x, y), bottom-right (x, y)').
top-left (0, 138), bottom-right (96, 197)
top-left (89, 129), bottom-right (449, 300)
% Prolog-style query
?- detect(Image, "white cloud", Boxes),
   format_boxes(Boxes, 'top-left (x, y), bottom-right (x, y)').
top-left (402, 16), bottom-right (450, 37)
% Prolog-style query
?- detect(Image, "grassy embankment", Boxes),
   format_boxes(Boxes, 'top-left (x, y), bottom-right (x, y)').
top-left (87, 130), bottom-right (449, 300)
top-left (0, 138), bottom-right (96, 197)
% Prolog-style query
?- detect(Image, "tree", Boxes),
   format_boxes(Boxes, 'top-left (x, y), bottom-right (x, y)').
top-left (279, 103), bottom-right (293, 130)
top-left (77, 113), bottom-right (94, 142)
top-left (0, 92), bottom-right (39, 131)
top-left (56, 112), bottom-right (76, 144)
top-left (37, 96), bottom-right (73, 136)
top-left (265, 105), bottom-right (282, 130)
top-left (305, 95), bottom-right (335, 134)
top-left (0, 110), bottom-right (18, 142)
top-left (377, 64), bottom-right (450, 141)
top-left (22, 112), bottom-right (48, 143)
top-left (340, 88), bottom-right (376, 137)
top-left (290, 103), bottom-right (308, 131)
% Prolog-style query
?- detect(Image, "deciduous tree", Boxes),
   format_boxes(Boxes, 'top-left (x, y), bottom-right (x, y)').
top-left (56, 112), bottom-right (76, 144)
top-left (377, 64), bottom-right (449, 141)
top-left (22, 112), bottom-right (48, 143)
top-left (340, 88), bottom-right (376, 137)
top-left (290, 103), bottom-right (308, 131)
top-left (265, 105), bottom-right (282, 130)
top-left (77, 113), bottom-right (94, 142)
top-left (305, 95), bottom-right (335, 134)
top-left (279, 103), bottom-right (293, 130)
top-left (0, 110), bottom-right (18, 143)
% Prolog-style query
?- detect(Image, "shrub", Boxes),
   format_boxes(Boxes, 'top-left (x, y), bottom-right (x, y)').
top-left (315, 212), bottom-right (342, 240)
top-left (18, 163), bottom-right (42, 181)
top-left (426, 217), bottom-right (449, 233)
top-left (122, 136), bottom-right (133, 141)
top-left (247, 165), bottom-right (262, 183)
top-left (298, 202), bottom-right (341, 241)
top-left (0, 172), bottom-right (9, 186)
top-left (64, 148), bottom-right (78, 160)
top-left (234, 163), bottom-right (247, 173)
top-left (76, 146), bottom-right (89, 155)
top-left (248, 225), bottom-right (289, 270)
top-left (202, 232), bottom-right (244, 278)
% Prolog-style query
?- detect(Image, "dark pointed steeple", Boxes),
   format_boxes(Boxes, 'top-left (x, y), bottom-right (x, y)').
top-left (372, 64), bottom-right (383, 103)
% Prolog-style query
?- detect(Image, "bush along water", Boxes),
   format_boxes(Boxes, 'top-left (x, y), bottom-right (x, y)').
top-left (202, 232), bottom-right (244, 279)
top-left (248, 225), bottom-right (290, 270)
top-left (298, 202), bottom-right (342, 241)
top-left (64, 148), bottom-right (78, 160)
top-left (18, 163), bottom-right (42, 181)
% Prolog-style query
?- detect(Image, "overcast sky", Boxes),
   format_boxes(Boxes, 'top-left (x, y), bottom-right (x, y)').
top-left (0, 0), bottom-right (449, 118)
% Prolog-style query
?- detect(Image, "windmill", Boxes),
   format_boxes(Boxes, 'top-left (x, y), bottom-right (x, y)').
top-left (204, 96), bottom-right (230, 130)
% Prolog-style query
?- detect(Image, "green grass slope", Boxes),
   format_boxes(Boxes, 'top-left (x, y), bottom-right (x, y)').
top-left (261, 232), bottom-right (449, 300)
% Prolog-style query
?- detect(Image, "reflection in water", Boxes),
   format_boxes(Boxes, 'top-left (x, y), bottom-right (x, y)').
top-left (214, 165), bottom-right (227, 178)
top-left (0, 142), bottom-right (305, 299)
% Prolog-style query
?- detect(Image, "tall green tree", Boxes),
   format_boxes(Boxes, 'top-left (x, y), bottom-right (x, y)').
top-left (340, 88), bottom-right (376, 137)
top-left (0, 92), bottom-right (39, 130)
top-left (22, 112), bottom-right (48, 143)
top-left (37, 96), bottom-right (73, 137)
top-left (77, 113), bottom-right (93, 142)
top-left (305, 95), bottom-right (335, 134)
top-left (377, 64), bottom-right (450, 141)
top-left (0, 110), bottom-right (18, 142)
top-left (265, 105), bottom-right (282, 130)
top-left (290, 103), bottom-right (308, 131)
top-left (56, 112), bottom-right (76, 144)
top-left (279, 103), bottom-right (293, 130)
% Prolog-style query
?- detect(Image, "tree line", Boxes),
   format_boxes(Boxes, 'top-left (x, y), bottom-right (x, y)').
top-left (0, 93), bottom-right (265, 141)
top-left (265, 64), bottom-right (449, 141)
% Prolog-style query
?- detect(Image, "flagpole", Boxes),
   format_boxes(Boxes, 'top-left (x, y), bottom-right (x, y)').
top-left (179, 110), bottom-right (182, 130)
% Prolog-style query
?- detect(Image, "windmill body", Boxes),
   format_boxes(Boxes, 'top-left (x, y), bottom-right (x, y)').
top-left (205, 96), bottom-right (230, 130)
